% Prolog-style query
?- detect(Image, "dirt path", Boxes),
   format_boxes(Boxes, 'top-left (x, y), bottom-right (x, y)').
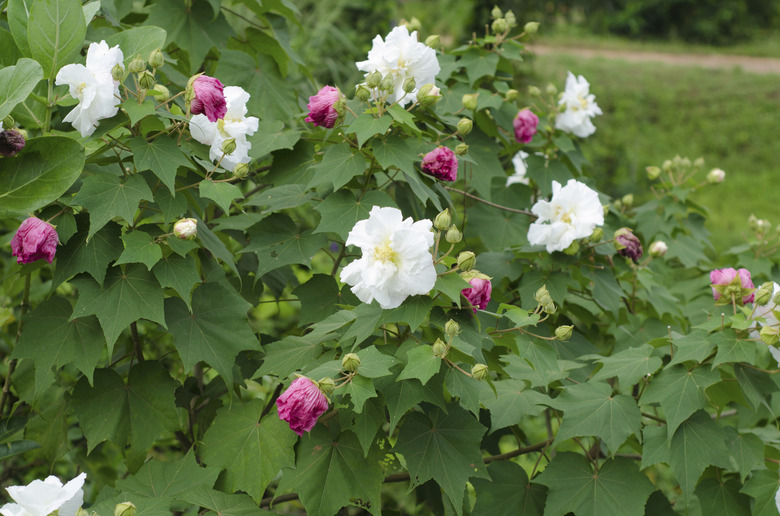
top-left (529, 44), bottom-right (780, 75)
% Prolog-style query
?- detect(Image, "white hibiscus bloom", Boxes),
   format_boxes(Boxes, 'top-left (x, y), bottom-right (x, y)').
top-left (55, 41), bottom-right (124, 137)
top-left (506, 151), bottom-right (530, 186)
top-left (527, 179), bottom-right (604, 253)
top-left (555, 72), bottom-right (602, 138)
top-left (190, 86), bottom-right (259, 171)
top-left (1, 472), bottom-right (86, 516)
top-left (340, 206), bottom-right (436, 309)
top-left (356, 25), bottom-right (440, 106)
top-left (751, 282), bottom-right (780, 365)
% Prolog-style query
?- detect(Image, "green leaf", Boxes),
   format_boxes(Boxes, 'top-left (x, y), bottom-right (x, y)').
top-left (27, 0), bottom-right (86, 79)
top-left (243, 213), bottom-right (327, 277)
top-left (536, 452), bottom-right (655, 516)
top-left (199, 179), bottom-right (242, 214)
top-left (180, 489), bottom-right (274, 515)
top-left (724, 426), bottom-right (766, 482)
top-left (0, 58), bottom-right (42, 120)
top-left (548, 381), bottom-right (642, 454)
top-left (479, 379), bottom-right (548, 432)
top-left (372, 135), bottom-right (420, 175)
top-left (8, 0), bottom-right (33, 56)
top-left (740, 469), bottom-right (780, 516)
top-left (459, 49), bottom-right (499, 86)
top-left (255, 334), bottom-right (324, 379)
top-left (12, 297), bottom-right (105, 398)
top-left (129, 136), bottom-right (192, 194)
top-left (589, 344), bottom-right (663, 387)
top-left (394, 404), bottom-right (488, 510)
top-left (276, 427), bottom-right (383, 516)
top-left (72, 173), bottom-right (153, 239)
top-left (0, 136), bottom-right (84, 215)
top-left (435, 273), bottom-right (471, 308)
top-left (0, 440), bottom-right (40, 461)
top-left (471, 461), bottom-right (547, 516)
top-left (243, 184), bottom-right (313, 211)
top-left (695, 478), bottom-right (751, 516)
top-left (165, 282), bottom-right (257, 387)
top-left (116, 230), bottom-right (163, 271)
top-left (200, 400), bottom-right (296, 502)
top-left (355, 346), bottom-right (398, 378)
top-left (152, 254), bottom-right (201, 309)
top-left (381, 295), bottom-right (433, 331)
top-left (396, 345), bottom-right (441, 385)
top-left (712, 329), bottom-right (756, 367)
top-left (154, 185), bottom-right (188, 222)
top-left (669, 330), bottom-right (715, 366)
top-left (346, 113), bottom-right (392, 148)
top-left (641, 364), bottom-right (720, 436)
top-left (314, 190), bottom-right (396, 239)
top-left (309, 142), bottom-right (368, 190)
top-left (340, 397), bottom-right (385, 457)
top-left (122, 99), bottom-right (157, 126)
top-left (445, 367), bottom-right (481, 415)
top-left (344, 374), bottom-right (377, 413)
top-left (247, 119), bottom-right (301, 159)
top-left (196, 219), bottom-right (239, 276)
top-left (734, 363), bottom-right (776, 411)
top-left (71, 264), bottom-right (166, 349)
top-left (292, 274), bottom-right (341, 326)
top-left (383, 377), bottom-right (442, 433)
top-left (387, 104), bottom-right (421, 136)
top-left (70, 361), bottom-right (179, 456)
top-left (105, 26), bottom-right (167, 69)
top-left (53, 216), bottom-right (123, 287)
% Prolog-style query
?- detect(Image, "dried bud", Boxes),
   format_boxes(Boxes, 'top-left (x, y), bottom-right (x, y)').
top-left (128, 56), bottom-right (145, 74)
top-left (152, 84), bottom-right (170, 103)
top-left (646, 166), bottom-right (661, 180)
top-left (589, 227), bottom-right (604, 243)
top-left (444, 320), bottom-right (460, 338)
top-left (0, 129), bottom-right (26, 157)
top-left (173, 218), bottom-right (197, 240)
top-left (457, 118), bottom-right (473, 136)
top-left (434, 208), bottom-right (451, 231)
top-left (504, 89), bottom-right (518, 102)
top-left (432, 338), bottom-right (448, 357)
top-left (114, 502), bottom-right (137, 516)
top-left (379, 74), bottom-right (396, 93)
top-left (563, 240), bottom-right (580, 255)
top-left (491, 5), bottom-right (503, 18)
top-left (220, 138), bottom-right (237, 155)
top-left (445, 225), bottom-right (462, 243)
top-left (457, 251), bottom-right (476, 271)
top-left (760, 325), bottom-right (779, 346)
top-left (341, 353), bottom-right (361, 373)
top-left (138, 70), bottom-right (155, 90)
top-left (425, 34), bottom-right (440, 49)
top-left (366, 71), bottom-right (383, 88)
top-left (316, 377), bottom-right (336, 396)
top-left (707, 168), bottom-right (725, 184)
top-left (148, 48), bottom-right (165, 69)
top-left (528, 85), bottom-right (541, 97)
top-left (524, 21), bottom-right (540, 34)
top-left (455, 143), bottom-right (469, 155)
top-left (621, 193), bottom-right (634, 207)
top-left (555, 325), bottom-right (574, 341)
top-left (355, 83), bottom-right (372, 102)
top-left (505, 10), bottom-right (517, 27)
top-left (417, 83), bottom-right (441, 107)
top-left (471, 363), bottom-right (489, 380)
top-left (649, 240), bottom-right (668, 258)
top-left (462, 93), bottom-right (478, 111)
top-left (491, 18), bottom-right (508, 34)
top-left (614, 228), bottom-right (643, 262)
top-left (402, 77), bottom-right (416, 93)
top-left (233, 162), bottom-right (249, 179)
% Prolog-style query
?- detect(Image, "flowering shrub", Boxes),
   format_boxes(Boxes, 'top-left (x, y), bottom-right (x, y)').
top-left (1, 2), bottom-right (779, 515)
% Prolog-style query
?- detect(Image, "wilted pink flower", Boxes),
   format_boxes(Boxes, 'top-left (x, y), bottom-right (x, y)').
top-left (421, 146), bottom-right (458, 181)
top-left (0, 129), bottom-right (26, 157)
top-left (462, 277), bottom-right (492, 313)
top-left (305, 86), bottom-right (344, 128)
top-left (711, 267), bottom-right (754, 305)
top-left (11, 217), bottom-right (59, 265)
top-left (189, 75), bottom-right (226, 122)
top-left (614, 228), bottom-right (643, 262)
top-left (513, 109), bottom-right (539, 144)
top-left (276, 377), bottom-right (329, 436)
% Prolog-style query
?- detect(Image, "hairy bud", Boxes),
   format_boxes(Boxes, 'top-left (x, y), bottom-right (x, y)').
top-left (504, 89), bottom-right (518, 102)
top-left (379, 74), bottom-right (396, 93)
top-left (152, 84), bottom-right (170, 103)
top-left (563, 240), bottom-right (580, 256)
top-left (444, 320), bottom-right (460, 338)
top-left (233, 162), bottom-right (250, 179)
top-left (114, 502), bottom-right (137, 516)
top-left (341, 353), bottom-right (361, 373)
top-left (649, 240), bottom-right (668, 258)
top-left (138, 70), bottom-right (155, 90)
top-left (524, 21), bottom-right (540, 34)
top-left (471, 363), bottom-right (489, 380)
top-left (457, 251), bottom-right (476, 271)
top-left (646, 166), bottom-right (661, 180)
top-left (220, 138), bottom-right (237, 155)
top-left (461, 93), bottom-right (478, 111)
top-left (528, 85), bottom-right (541, 97)
top-left (505, 10), bottom-right (517, 27)
top-left (128, 56), bottom-right (145, 74)
top-left (434, 208), bottom-right (451, 231)
top-left (455, 143), bottom-right (469, 155)
top-left (589, 227), bottom-right (604, 243)
top-left (316, 377), bottom-right (336, 396)
top-left (355, 84), bottom-right (371, 102)
top-left (555, 325), bottom-right (574, 341)
top-left (491, 18), bottom-right (508, 34)
top-left (417, 83), bottom-right (441, 107)
top-left (432, 338), bottom-right (448, 357)
top-left (148, 48), bottom-right (165, 69)
top-left (366, 70), bottom-right (383, 88)
top-left (425, 34), bottom-right (440, 49)
top-left (445, 225), bottom-right (462, 243)
top-left (402, 77), bottom-right (416, 94)
top-left (491, 5), bottom-right (503, 18)
top-left (456, 118), bottom-right (473, 135)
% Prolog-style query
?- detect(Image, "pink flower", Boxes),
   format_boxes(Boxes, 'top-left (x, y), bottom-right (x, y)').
top-left (189, 75), bottom-right (226, 122)
top-left (421, 146), bottom-right (458, 181)
top-left (305, 86), bottom-right (343, 128)
top-left (11, 217), bottom-right (58, 265)
top-left (513, 109), bottom-right (539, 144)
top-left (711, 267), bottom-right (754, 304)
top-left (276, 377), bottom-right (329, 436)
top-left (462, 278), bottom-right (492, 313)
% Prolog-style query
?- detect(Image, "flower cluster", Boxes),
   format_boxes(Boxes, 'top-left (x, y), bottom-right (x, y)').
top-left (1, 472), bottom-right (86, 516)
top-left (555, 72), bottom-right (602, 138)
top-left (11, 217), bottom-right (59, 265)
top-left (276, 376), bottom-right (329, 436)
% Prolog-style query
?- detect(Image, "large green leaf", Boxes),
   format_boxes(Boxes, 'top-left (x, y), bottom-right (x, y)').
top-left (740, 469), bottom-right (780, 516)
top-left (479, 379), bottom-right (548, 432)
top-left (394, 404), bottom-right (489, 510)
top-left (165, 282), bottom-right (258, 387)
top-left (471, 461), bottom-right (547, 516)
top-left (200, 400), bottom-right (296, 502)
top-left (242, 213), bottom-right (327, 277)
top-left (536, 452), bottom-right (654, 516)
top-left (152, 254), bottom-right (200, 309)
top-left (129, 136), bottom-right (192, 194)
top-left (8, 0), bottom-right (33, 56)
top-left (0, 58), bottom-right (42, 120)
top-left (243, 184), bottom-right (313, 212)
top-left (27, 0), bottom-right (86, 79)
top-left (199, 179), bottom-right (242, 214)
top-left (396, 345), bottom-right (441, 385)
top-left (695, 478), bottom-right (751, 516)
top-left (180, 489), bottom-right (275, 515)
top-left (52, 216), bottom-right (123, 288)
top-left (72, 173), bottom-right (153, 239)
top-left (724, 426), bottom-right (765, 482)
top-left (291, 274), bottom-right (341, 326)
top-left (105, 26), bottom-right (167, 68)
top-left (0, 136), bottom-right (84, 215)
top-left (313, 190), bottom-right (396, 239)
top-left (588, 344), bottom-right (663, 387)
top-left (247, 120), bottom-right (301, 160)
top-left (309, 143), bottom-right (368, 190)
top-left (115, 230), bottom-right (163, 271)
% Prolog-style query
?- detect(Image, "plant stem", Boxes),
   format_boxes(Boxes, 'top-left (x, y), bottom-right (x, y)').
top-left (0, 274), bottom-right (31, 416)
top-left (444, 186), bottom-right (535, 216)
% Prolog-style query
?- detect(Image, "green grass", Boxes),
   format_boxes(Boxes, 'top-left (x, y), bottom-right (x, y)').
top-left (525, 52), bottom-right (780, 248)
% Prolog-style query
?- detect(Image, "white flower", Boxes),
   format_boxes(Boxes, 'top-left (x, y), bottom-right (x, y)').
top-left (555, 72), bottom-right (602, 138)
top-left (356, 26), bottom-right (440, 107)
top-left (707, 168), bottom-right (726, 183)
top-left (506, 151), bottom-right (530, 186)
top-left (55, 41), bottom-right (124, 137)
top-left (1, 472), bottom-right (86, 516)
top-left (648, 240), bottom-right (668, 257)
top-left (775, 485), bottom-right (780, 513)
top-left (190, 86), bottom-right (259, 171)
top-left (750, 282), bottom-right (780, 365)
top-left (527, 179), bottom-right (604, 253)
top-left (340, 206), bottom-right (436, 309)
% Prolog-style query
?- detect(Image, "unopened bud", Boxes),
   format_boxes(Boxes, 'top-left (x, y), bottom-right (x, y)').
top-left (462, 93), bottom-right (478, 111)
top-left (491, 5), bottom-right (503, 18)
top-left (649, 240), bottom-right (668, 258)
top-left (455, 143), bottom-right (469, 155)
top-left (110, 63), bottom-right (125, 82)
top-left (233, 162), bottom-right (249, 179)
top-left (589, 227), bottom-right (604, 243)
top-left (456, 118), bottom-right (473, 135)
top-left (402, 77), bottom-right (416, 93)
top-left (471, 363), bottom-right (489, 380)
top-left (128, 56), bottom-right (145, 74)
top-left (434, 208), bottom-right (451, 231)
top-left (173, 218), bottom-right (197, 240)
top-left (535, 285), bottom-right (551, 305)
top-left (491, 18), bottom-right (508, 34)
top-left (524, 21), bottom-right (540, 34)
top-left (693, 156), bottom-right (705, 169)
top-left (75, 509), bottom-right (91, 516)
top-left (445, 225), bottom-right (462, 243)
top-left (545, 83), bottom-right (557, 96)
top-left (505, 10), bottom-right (517, 27)
top-left (341, 353), bottom-right (361, 373)
top-left (417, 83), bottom-right (441, 107)
top-left (404, 16), bottom-right (421, 32)
top-left (773, 291), bottom-right (780, 305)
top-left (755, 284), bottom-right (773, 306)
top-left (425, 34), bottom-right (440, 49)
top-left (621, 193), bottom-right (634, 207)
top-left (152, 84), bottom-right (170, 103)
top-left (563, 240), bottom-right (579, 255)
top-left (457, 251), bottom-right (476, 271)
top-left (662, 159), bottom-right (673, 172)
top-left (114, 501), bottom-right (137, 516)
top-left (355, 84), bottom-right (372, 101)
top-left (646, 166), bottom-right (661, 180)
top-left (760, 326), bottom-right (779, 346)
top-left (316, 377), bottom-right (335, 397)
top-left (612, 199), bottom-right (623, 211)
top-left (555, 325), bottom-right (574, 341)
top-left (221, 138), bottom-right (237, 155)
top-left (365, 71), bottom-right (382, 89)
top-left (444, 320), bottom-right (460, 338)
top-left (707, 168), bottom-right (725, 184)
top-left (138, 70), bottom-right (155, 90)
top-left (432, 338), bottom-right (448, 357)
top-left (148, 48), bottom-right (165, 69)
top-left (544, 301), bottom-right (557, 314)
top-left (528, 85), bottom-right (541, 97)
top-left (504, 89), bottom-right (518, 102)
top-left (614, 227), bottom-right (643, 262)
top-left (0, 129), bottom-right (26, 157)
top-left (379, 74), bottom-right (396, 93)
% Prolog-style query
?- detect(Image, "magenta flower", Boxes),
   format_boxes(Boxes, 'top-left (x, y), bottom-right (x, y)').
top-left (305, 86), bottom-right (343, 128)
top-left (462, 277), bottom-right (492, 313)
top-left (421, 146), bottom-right (458, 181)
top-left (614, 228), bottom-right (643, 262)
top-left (189, 75), bottom-right (226, 122)
top-left (710, 267), bottom-right (754, 305)
top-left (513, 108), bottom-right (539, 144)
top-left (0, 129), bottom-right (26, 157)
top-left (11, 217), bottom-right (59, 265)
top-left (276, 377), bottom-right (329, 436)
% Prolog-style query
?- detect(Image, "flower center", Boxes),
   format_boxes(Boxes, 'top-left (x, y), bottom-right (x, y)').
top-left (76, 82), bottom-right (87, 98)
top-left (579, 96), bottom-right (588, 109)
top-left (555, 206), bottom-right (574, 225)
top-left (373, 244), bottom-right (397, 264)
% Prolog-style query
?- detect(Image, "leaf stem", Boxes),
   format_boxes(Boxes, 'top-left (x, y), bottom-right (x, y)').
top-left (444, 186), bottom-right (535, 216)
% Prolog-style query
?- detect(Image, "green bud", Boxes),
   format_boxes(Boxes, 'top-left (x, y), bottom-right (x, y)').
top-left (456, 118), bottom-right (473, 135)
top-left (707, 168), bottom-right (725, 184)
top-left (505, 10), bottom-right (517, 27)
top-left (138, 70), bottom-right (155, 90)
top-left (417, 83), bottom-right (441, 107)
top-left (425, 34), bottom-right (440, 49)
top-left (462, 93), bottom-right (478, 111)
top-left (755, 283), bottom-right (773, 306)
top-left (612, 199), bottom-right (623, 211)
top-left (341, 353), bottom-right (361, 373)
top-left (504, 89), bottom-right (519, 102)
top-left (471, 363), bottom-right (489, 380)
top-left (535, 285), bottom-right (551, 305)
top-left (355, 84), bottom-right (372, 102)
top-left (545, 83), bottom-right (557, 96)
top-left (432, 338), bottom-right (448, 357)
top-left (555, 325), bottom-right (574, 341)
top-left (76, 509), bottom-right (92, 516)
top-left (317, 377), bottom-right (336, 396)
top-left (111, 63), bottom-right (125, 82)
top-left (524, 21), bottom-right (540, 34)
top-left (528, 85), bottom-right (541, 97)
top-left (491, 18), bottom-right (508, 34)
top-left (773, 291), bottom-right (780, 305)
top-left (457, 251), bottom-right (476, 271)
top-left (455, 143), bottom-right (469, 156)
top-left (403, 77), bottom-right (416, 93)
top-left (379, 74), bottom-right (396, 93)
top-left (444, 320), bottom-right (460, 338)
top-left (693, 156), bottom-right (705, 169)
top-left (114, 502), bottom-right (137, 516)
top-left (760, 326), bottom-right (779, 346)
top-left (128, 56), bottom-right (145, 74)
top-left (563, 240), bottom-right (580, 255)
top-left (621, 193), bottom-right (634, 207)
top-left (434, 208), bottom-right (451, 231)
top-left (173, 218), bottom-right (197, 240)
top-left (491, 5), bottom-right (503, 19)
top-left (220, 138), bottom-right (237, 155)
top-left (544, 301), bottom-right (557, 314)
top-left (233, 162), bottom-right (249, 179)
top-left (151, 84), bottom-right (170, 103)
top-left (589, 227), bottom-right (604, 243)
top-left (366, 70), bottom-right (383, 88)
top-left (405, 16), bottom-right (421, 32)
top-left (646, 166), bottom-right (661, 180)
top-left (445, 225), bottom-right (462, 243)
top-left (148, 48), bottom-right (165, 69)
top-left (662, 159), bottom-right (673, 172)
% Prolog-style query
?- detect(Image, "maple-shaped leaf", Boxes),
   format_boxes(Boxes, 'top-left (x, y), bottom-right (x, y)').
top-left (740, 469), bottom-right (780, 516)
top-left (152, 253), bottom-right (201, 309)
top-left (52, 215), bottom-right (123, 287)
top-left (535, 452), bottom-right (654, 516)
top-left (479, 379), bottom-right (548, 432)
top-left (200, 400), bottom-right (296, 502)
top-left (471, 461), bottom-right (547, 516)
top-left (695, 478), bottom-right (751, 516)
top-left (180, 489), bottom-right (276, 515)
top-left (393, 404), bottom-right (489, 512)
top-left (724, 426), bottom-right (766, 482)
top-left (129, 136), bottom-right (192, 194)
top-left (72, 173), bottom-right (153, 239)
top-left (115, 230), bottom-right (163, 271)
top-left (587, 343), bottom-right (663, 387)
top-left (242, 213), bottom-right (327, 277)
top-left (313, 189), bottom-right (396, 240)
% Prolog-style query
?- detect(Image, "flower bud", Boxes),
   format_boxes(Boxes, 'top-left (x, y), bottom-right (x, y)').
top-left (491, 5), bottom-right (502, 18)
top-left (379, 74), bottom-right (396, 93)
top-left (152, 84), bottom-right (170, 103)
top-left (455, 143), bottom-right (469, 155)
top-left (417, 84), bottom-right (441, 107)
top-left (462, 93), bottom-right (478, 111)
top-left (148, 48), bottom-right (164, 69)
top-left (524, 21), bottom-right (540, 34)
top-left (233, 162), bottom-right (249, 179)
top-left (316, 377), bottom-right (336, 396)
top-left (366, 71), bottom-right (383, 88)
top-left (754, 283), bottom-right (773, 306)
top-left (138, 70), bottom-right (155, 90)
top-left (108, 63), bottom-right (125, 83)
top-left (662, 159), bottom-right (673, 172)
top-left (0, 128), bottom-right (26, 157)
top-left (434, 208), bottom-right (451, 231)
top-left (707, 168), bottom-right (725, 184)
top-left (621, 193), bottom-right (634, 207)
top-left (491, 18), bottom-right (508, 34)
top-left (760, 325), bottom-right (779, 346)
top-left (128, 56), bottom-right (145, 74)
top-left (405, 16), bottom-right (421, 32)
top-left (646, 166), bottom-right (661, 180)
top-left (432, 338), bottom-right (448, 357)
top-left (456, 118), bottom-right (473, 136)
top-left (543, 301), bottom-right (557, 314)
top-left (355, 83), bottom-right (372, 102)
top-left (1, 115), bottom-right (14, 129)
top-left (341, 353), bottom-right (361, 373)
top-left (445, 225), bottom-right (462, 243)
top-left (444, 320), bottom-right (460, 338)
top-left (114, 501), bottom-right (137, 516)
top-left (773, 291), bottom-right (780, 306)
top-left (173, 218), bottom-right (197, 240)
top-left (545, 83), bottom-right (557, 96)
top-left (403, 77), bottom-right (416, 93)
top-left (457, 251), bottom-right (476, 271)
top-left (504, 89), bottom-right (518, 102)
top-left (614, 228), bottom-right (643, 262)
top-left (471, 363), bottom-right (489, 380)
top-left (693, 156), bottom-right (705, 169)
top-left (649, 240), bottom-right (668, 258)
top-left (563, 240), bottom-right (580, 255)
top-left (589, 227), bottom-right (604, 243)
top-left (555, 325), bottom-right (574, 341)
top-left (535, 285), bottom-right (551, 305)
top-left (220, 138), bottom-right (237, 155)
top-left (425, 34), bottom-right (440, 49)
top-left (505, 10), bottom-right (517, 27)
top-left (612, 199), bottom-right (623, 211)
top-left (528, 85), bottom-right (541, 97)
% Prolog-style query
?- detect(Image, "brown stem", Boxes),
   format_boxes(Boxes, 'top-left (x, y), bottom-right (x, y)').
top-left (445, 186), bottom-right (535, 216)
